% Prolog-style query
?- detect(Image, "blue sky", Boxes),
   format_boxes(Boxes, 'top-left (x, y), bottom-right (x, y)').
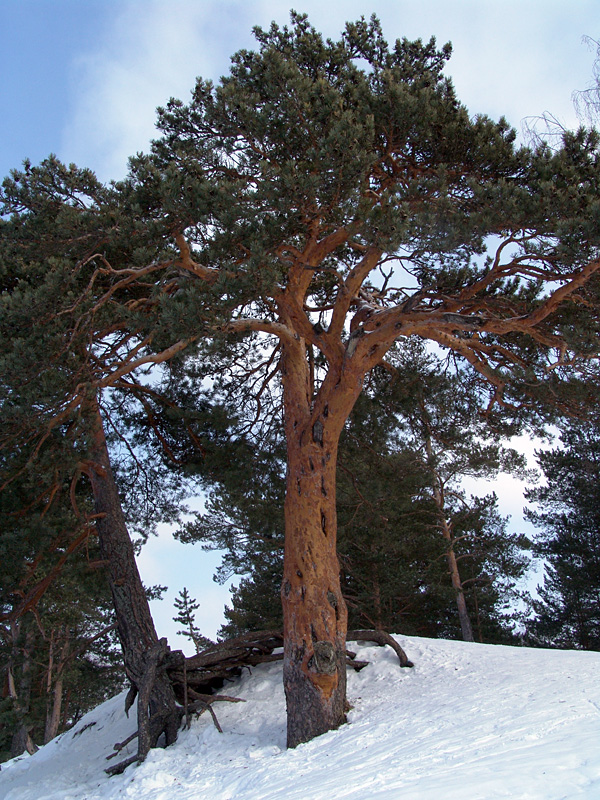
top-left (2, 0), bottom-right (599, 644)
top-left (2, 0), bottom-right (598, 182)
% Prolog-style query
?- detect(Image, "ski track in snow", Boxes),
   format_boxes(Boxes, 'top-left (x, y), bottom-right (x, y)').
top-left (1, 636), bottom-right (599, 800)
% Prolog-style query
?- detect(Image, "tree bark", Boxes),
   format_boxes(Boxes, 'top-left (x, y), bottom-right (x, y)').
top-left (8, 622), bottom-right (38, 758)
top-left (87, 399), bottom-right (180, 756)
top-left (279, 337), bottom-right (365, 748)
top-left (282, 430), bottom-right (348, 747)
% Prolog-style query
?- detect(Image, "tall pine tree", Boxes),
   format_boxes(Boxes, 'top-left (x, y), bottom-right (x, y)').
top-left (122, 15), bottom-right (600, 745)
top-left (4, 13), bottom-right (600, 748)
top-left (525, 412), bottom-right (600, 649)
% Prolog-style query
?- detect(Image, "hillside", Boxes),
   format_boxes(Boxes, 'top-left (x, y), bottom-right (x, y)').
top-left (1, 635), bottom-right (599, 800)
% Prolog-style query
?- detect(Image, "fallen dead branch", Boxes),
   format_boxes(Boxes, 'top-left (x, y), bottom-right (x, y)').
top-left (106, 629), bottom-right (412, 776)
top-left (168, 629), bottom-right (413, 699)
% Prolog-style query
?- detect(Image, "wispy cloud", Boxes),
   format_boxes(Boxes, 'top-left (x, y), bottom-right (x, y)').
top-left (62, 0), bottom-right (595, 181)
top-left (61, 0), bottom-right (257, 180)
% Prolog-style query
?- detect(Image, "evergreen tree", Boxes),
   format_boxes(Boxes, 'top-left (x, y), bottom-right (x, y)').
top-left (0, 463), bottom-right (125, 760)
top-left (525, 413), bottom-right (600, 649)
top-left (120, 15), bottom-right (600, 745)
top-left (376, 342), bottom-right (531, 641)
top-left (0, 159), bottom-right (190, 762)
top-left (172, 587), bottom-right (213, 653)
top-left (336, 399), bottom-right (444, 635)
top-left (4, 13), bottom-right (600, 748)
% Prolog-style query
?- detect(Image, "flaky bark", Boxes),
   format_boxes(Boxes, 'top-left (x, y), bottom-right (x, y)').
top-left (279, 326), bottom-right (372, 747)
top-left (87, 399), bottom-right (180, 760)
top-left (282, 430), bottom-right (348, 746)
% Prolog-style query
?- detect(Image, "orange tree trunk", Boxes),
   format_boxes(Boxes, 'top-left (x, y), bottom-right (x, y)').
top-left (279, 336), bottom-right (369, 748)
top-left (282, 429), bottom-right (348, 747)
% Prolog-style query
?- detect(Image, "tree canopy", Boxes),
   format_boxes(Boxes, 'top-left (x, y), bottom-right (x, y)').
top-left (2, 12), bottom-right (600, 752)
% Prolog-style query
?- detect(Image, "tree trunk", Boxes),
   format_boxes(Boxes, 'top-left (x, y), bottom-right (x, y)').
top-left (444, 538), bottom-right (475, 642)
top-left (423, 430), bottom-right (475, 642)
top-left (279, 337), bottom-right (363, 748)
top-left (8, 622), bottom-right (38, 758)
top-left (472, 583), bottom-right (484, 643)
top-left (44, 633), bottom-right (69, 744)
top-left (371, 547), bottom-right (383, 631)
top-left (61, 687), bottom-right (72, 730)
top-left (44, 672), bottom-right (64, 745)
top-left (282, 432), bottom-right (348, 747)
top-left (87, 399), bottom-right (180, 755)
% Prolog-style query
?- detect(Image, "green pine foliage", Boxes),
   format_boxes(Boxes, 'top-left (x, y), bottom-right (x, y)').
top-left (336, 403), bottom-right (445, 635)
top-left (0, 411), bottom-right (126, 761)
top-left (372, 342), bottom-right (532, 640)
top-left (0, 524), bottom-right (124, 760)
top-left (525, 412), bottom-right (600, 650)
top-left (172, 587), bottom-right (213, 653)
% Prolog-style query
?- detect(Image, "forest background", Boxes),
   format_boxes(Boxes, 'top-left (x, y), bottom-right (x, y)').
top-left (1, 0), bottom-right (597, 644)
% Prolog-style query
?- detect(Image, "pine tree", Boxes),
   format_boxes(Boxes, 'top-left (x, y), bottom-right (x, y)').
top-left (0, 160), bottom-right (186, 763)
top-left (172, 588), bottom-right (213, 653)
top-left (120, 15), bottom-right (600, 745)
top-left (336, 401), bottom-right (444, 635)
top-left (377, 342), bottom-right (531, 641)
top-left (525, 412), bottom-right (600, 649)
top-left (4, 13), bottom-right (600, 748)
top-left (0, 461), bottom-right (125, 759)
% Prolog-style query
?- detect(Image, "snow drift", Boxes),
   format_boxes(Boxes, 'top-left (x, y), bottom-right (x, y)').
top-left (1, 635), bottom-right (599, 800)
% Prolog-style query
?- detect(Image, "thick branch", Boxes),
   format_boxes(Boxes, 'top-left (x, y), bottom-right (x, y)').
top-left (223, 317), bottom-right (296, 346)
top-left (175, 233), bottom-right (219, 282)
top-left (329, 247), bottom-right (383, 341)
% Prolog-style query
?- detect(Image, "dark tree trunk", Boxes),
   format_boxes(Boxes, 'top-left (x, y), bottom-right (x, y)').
top-left (370, 550), bottom-right (383, 631)
top-left (472, 583), bottom-right (484, 643)
top-left (88, 400), bottom-right (180, 757)
top-left (8, 623), bottom-right (37, 758)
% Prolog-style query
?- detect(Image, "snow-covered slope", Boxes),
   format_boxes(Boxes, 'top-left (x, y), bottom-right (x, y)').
top-left (2, 636), bottom-right (599, 800)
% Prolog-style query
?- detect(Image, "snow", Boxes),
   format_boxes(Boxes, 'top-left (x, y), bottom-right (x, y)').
top-left (1, 636), bottom-right (599, 800)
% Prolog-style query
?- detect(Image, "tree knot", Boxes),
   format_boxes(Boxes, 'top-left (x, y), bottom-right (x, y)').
top-left (309, 640), bottom-right (337, 675)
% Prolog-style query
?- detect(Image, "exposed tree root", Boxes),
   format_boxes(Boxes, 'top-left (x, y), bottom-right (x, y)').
top-left (347, 630), bottom-right (414, 668)
top-left (105, 629), bottom-right (412, 775)
top-left (167, 629), bottom-right (412, 697)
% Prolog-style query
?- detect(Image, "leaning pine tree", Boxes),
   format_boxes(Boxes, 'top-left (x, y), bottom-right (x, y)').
top-left (115, 14), bottom-right (600, 746)
top-left (0, 161), bottom-right (188, 765)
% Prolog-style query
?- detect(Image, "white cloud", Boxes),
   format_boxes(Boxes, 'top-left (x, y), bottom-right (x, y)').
top-left (62, 0), bottom-right (596, 180)
top-left (62, 0), bottom-right (256, 179)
